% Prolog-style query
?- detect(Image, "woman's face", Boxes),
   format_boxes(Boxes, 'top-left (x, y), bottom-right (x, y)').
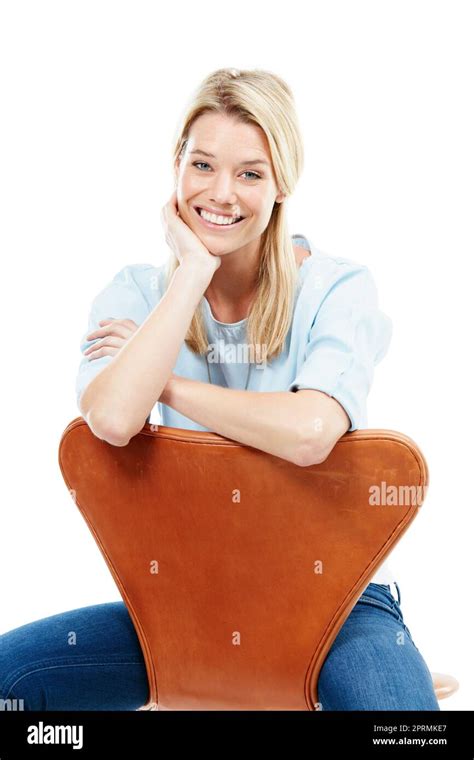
top-left (174, 112), bottom-right (285, 256)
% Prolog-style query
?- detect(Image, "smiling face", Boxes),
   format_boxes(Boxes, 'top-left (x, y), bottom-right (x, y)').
top-left (174, 112), bottom-right (285, 257)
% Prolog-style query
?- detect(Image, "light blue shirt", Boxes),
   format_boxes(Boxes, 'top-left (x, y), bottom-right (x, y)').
top-left (76, 234), bottom-right (393, 434)
top-left (75, 233), bottom-right (396, 585)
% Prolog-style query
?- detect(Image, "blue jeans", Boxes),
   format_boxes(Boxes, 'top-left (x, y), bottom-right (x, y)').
top-left (0, 582), bottom-right (439, 711)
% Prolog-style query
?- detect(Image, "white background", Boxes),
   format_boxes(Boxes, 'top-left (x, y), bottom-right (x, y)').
top-left (1, 0), bottom-right (472, 711)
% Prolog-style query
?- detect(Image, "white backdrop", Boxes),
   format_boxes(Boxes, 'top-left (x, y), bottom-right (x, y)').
top-left (1, 0), bottom-right (472, 711)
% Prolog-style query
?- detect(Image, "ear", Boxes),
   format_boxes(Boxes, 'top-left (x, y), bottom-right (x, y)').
top-left (275, 190), bottom-right (286, 204)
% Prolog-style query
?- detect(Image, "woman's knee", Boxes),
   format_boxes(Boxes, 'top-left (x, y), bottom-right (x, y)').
top-left (0, 602), bottom-right (148, 711)
top-left (317, 618), bottom-right (440, 711)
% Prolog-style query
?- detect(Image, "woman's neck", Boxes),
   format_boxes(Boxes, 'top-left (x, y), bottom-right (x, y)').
top-left (203, 242), bottom-right (310, 324)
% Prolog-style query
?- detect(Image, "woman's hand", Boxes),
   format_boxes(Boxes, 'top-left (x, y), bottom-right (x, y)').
top-left (84, 318), bottom-right (180, 408)
top-left (83, 318), bottom-right (139, 361)
top-left (161, 189), bottom-right (222, 275)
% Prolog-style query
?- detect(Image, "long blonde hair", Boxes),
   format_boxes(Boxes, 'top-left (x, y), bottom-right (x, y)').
top-left (166, 67), bottom-right (305, 364)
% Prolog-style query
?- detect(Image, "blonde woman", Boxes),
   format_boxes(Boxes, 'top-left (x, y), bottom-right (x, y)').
top-left (0, 68), bottom-right (439, 711)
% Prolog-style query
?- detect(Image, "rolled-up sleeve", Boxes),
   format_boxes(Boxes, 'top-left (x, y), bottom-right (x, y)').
top-left (288, 265), bottom-right (393, 432)
top-left (75, 265), bottom-right (151, 407)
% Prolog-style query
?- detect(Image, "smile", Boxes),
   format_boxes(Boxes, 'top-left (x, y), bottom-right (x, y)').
top-left (193, 206), bottom-right (247, 230)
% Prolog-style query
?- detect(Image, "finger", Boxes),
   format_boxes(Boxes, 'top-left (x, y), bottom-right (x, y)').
top-left (86, 321), bottom-right (135, 342)
top-left (83, 336), bottom-right (124, 356)
top-left (97, 319), bottom-right (138, 327)
top-left (86, 318), bottom-right (118, 340)
top-left (163, 191), bottom-right (178, 217)
top-left (88, 318), bottom-right (138, 336)
top-left (85, 346), bottom-right (119, 361)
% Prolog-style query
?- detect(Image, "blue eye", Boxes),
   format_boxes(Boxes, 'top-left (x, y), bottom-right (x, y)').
top-left (242, 170), bottom-right (262, 180)
top-left (192, 161), bottom-right (261, 180)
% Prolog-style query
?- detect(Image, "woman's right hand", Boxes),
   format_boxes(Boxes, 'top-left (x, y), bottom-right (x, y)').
top-left (83, 318), bottom-right (140, 361)
top-left (161, 189), bottom-right (221, 276)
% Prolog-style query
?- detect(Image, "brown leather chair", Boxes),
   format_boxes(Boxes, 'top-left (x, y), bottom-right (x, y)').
top-left (58, 418), bottom-right (459, 710)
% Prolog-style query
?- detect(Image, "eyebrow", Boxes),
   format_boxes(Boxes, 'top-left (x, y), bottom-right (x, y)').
top-left (189, 149), bottom-right (269, 167)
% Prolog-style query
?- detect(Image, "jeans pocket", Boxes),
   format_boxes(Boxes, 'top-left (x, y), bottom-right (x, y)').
top-left (356, 594), bottom-right (405, 625)
top-left (357, 586), bottom-right (422, 653)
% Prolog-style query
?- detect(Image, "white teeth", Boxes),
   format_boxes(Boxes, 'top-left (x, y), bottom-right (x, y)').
top-left (198, 208), bottom-right (241, 225)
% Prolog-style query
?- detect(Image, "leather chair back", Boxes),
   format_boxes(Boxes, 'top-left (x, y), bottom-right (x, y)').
top-left (58, 420), bottom-right (428, 711)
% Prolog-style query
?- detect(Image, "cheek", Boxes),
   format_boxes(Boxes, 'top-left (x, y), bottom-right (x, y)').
top-left (181, 170), bottom-right (206, 192)
top-left (245, 188), bottom-right (272, 212)
top-left (246, 204), bottom-right (269, 223)
top-left (177, 178), bottom-right (201, 215)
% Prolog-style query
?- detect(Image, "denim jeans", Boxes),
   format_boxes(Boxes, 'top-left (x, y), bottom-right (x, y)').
top-left (0, 582), bottom-right (439, 711)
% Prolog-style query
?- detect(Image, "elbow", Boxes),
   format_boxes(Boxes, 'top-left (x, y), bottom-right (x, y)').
top-left (293, 434), bottom-right (331, 467)
top-left (105, 432), bottom-right (132, 448)
top-left (78, 388), bottom-right (135, 447)
top-left (294, 447), bottom-right (329, 468)
top-left (85, 408), bottom-right (132, 447)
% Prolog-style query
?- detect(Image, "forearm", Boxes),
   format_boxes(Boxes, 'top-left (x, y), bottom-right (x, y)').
top-left (161, 376), bottom-right (314, 465)
top-left (81, 262), bottom-right (213, 444)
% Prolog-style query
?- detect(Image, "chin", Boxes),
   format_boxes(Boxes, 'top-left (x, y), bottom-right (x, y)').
top-left (206, 246), bottom-right (227, 257)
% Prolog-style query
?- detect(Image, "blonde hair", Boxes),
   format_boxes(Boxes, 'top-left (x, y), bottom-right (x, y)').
top-left (166, 67), bottom-right (305, 364)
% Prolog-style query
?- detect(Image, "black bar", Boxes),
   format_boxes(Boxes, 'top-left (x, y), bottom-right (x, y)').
top-left (0, 709), bottom-right (472, 757)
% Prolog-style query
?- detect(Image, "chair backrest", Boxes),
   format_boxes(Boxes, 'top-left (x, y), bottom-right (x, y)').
top-left (58, 419), bottom-right (428, 711)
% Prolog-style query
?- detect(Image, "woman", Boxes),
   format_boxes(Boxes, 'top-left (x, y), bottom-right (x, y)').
top-left (0, 67), bottom-right (439, 711)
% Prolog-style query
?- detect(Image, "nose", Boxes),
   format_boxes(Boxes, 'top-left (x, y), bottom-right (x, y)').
top-left (209, 174), bottom-right (239, 213)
